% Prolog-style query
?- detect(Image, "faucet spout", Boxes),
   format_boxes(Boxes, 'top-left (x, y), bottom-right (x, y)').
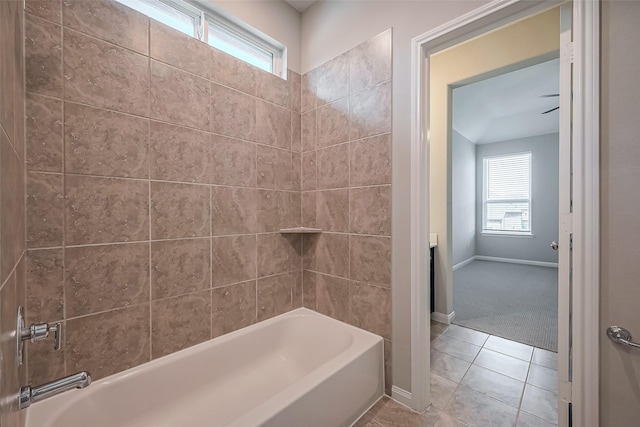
top-left (19, 371), bottom-right (91, 410)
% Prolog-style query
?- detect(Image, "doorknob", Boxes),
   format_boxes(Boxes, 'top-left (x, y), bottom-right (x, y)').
top-left (550, 241), bottom-right (559, 250)
top-left (606, 326), bottom-right (640, 349)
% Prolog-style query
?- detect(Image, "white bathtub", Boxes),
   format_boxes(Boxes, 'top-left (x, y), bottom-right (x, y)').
top-left (26, 308), bottom-right (384, 427)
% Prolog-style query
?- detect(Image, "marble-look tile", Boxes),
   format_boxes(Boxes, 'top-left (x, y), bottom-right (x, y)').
top-left (257, 233), bottom-right (294, 277)
top-left (532, 348), bottom-right (558, 371)
top-left (256, 99), bottom-right (291, 149)
top-left (301, 110), bottom-right (316, 152)
top-left (315, 233), bottom-right (349, 278)
top-left (27, 336), bottom-right (66, 385)
top-left (350, 235), bottom-right (391, 287)
top-left (210, 48), bottom-right (256, 95)
top-left (432, 335), bottom-right (481, 363)
top-left (383, 338), bottom-right (392, 395)
top-left (64, 28), bottom-right (149, 116)
top-left (302, 270), bottom-right (316, 309)
top-left (349, 282), bottom-right (391, 339)
top-left (461, 364), bottom-right (525, 408)
top-left (350, 81), bottom-right (392, 140)
top-left (25, 0), bottom-right (62, 23)
top-left (256, 190), bottom-right (291, 232)
top-left (353, 411), bottom-right (379, 427)
top-left (150, 182), bottom-right (209, 240)
top-left (26, 172), bottom-right (63, 248)
top-left (25, 93), bottom-right (63, 172)
top-left (431, 320), bottom-right (451, 336)
top-left (26, 249), bottom-right (64, 324)
top-left (316, 189), bottom-right (349, 232)
top-left (317, 143), bottom-right (349, 189)
top-left (65, 175), bottom-right (149, 245)
top-left (446, 385), bottom-right (519, 427)
top-left (302, 234), bottom-right (318, 270)
top-left (151, 239), bottom-right (210, 300)
top-left (527, 363), bottom-right (558, 392)
top-left (257, 71), bottom-right (289, 108)
top-left (289, 70), bottom-right (301, 113)
top-left (317, 97), bottom-right (350, 148)
top-left (25, 13), bottom-right (62, 97)
top-left (0, 272), bottom-right (18, 418)
top-left (302, 191), bottom-right (316, 228)
top-left (316, 52), bottom-right (349, 105)
top-left (315, 273), bottom-right (349, 322)
top-left (65, 243), bottom-right (149, 317)
top-left (349, 29), bottom-right (392, 93)
top-left (351, 133), bottom-right (391, 186)
top-left (431, 350), bottom-right (471, 383)
top-left (444, 324), bottom-right (489, 346)
top-left (151, 291), bottom-right (211, 358)
top-left (431, 373), bottom-right (458, 410)
top-left (0, 2), bottom-right (15, 146)
top-left (211, 281), bottom-right (256, 338)
top-left (211, 235), bottom-right (256, 287)
top-left (292, 269), bottom-right (303, 308)
top-left (66, 304), bottom-right (150, 380)
top-left (257, 273), bottom-right (294, 321)
top-left (365, 397), bottom-right (425, 427)
top-left (150, 20), bottom-right (209, 78)
top-left (211, 83), bottom-right (256, 141)
top-left (211, 187), bottom-right (256, 235)
top-left (350, 186), bottom-right (391, 236)
top-left (301, 69), bottom-right (317, 113)
top-left (63, 0), bottom-right (148, 54)
top-left (485, 335), bottom-right (534, 361)
top-left (302, 150), bottom-right (317, 191)
top-left (65, 102), bottom-right (149, 178)
top-left (520, 385), bottom-right (558, 424)
top-left (291, 112), bottom-right (301, 153)
top-left (474, 348), bottom-right (530, 382)
top-left (150, 60), bottom-right (210, 131)
top-left (210, 134), bottom-right (257, 187)
top-left (150, 121), bottom-right (210, 184)
top-left (422, 406), bottom-right (469, 427)
top-left (257, 145), bottom-right (291, 190)
top-left (1, 134), bottom-right (24, 281)
top-left (517, 411), bottom-right (557, 427)
top-left (291, 152), bottom-right (302, 192)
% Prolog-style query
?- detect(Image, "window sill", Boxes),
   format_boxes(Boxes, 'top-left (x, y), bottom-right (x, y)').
top-left (481, 232), bottom-right (534, 238)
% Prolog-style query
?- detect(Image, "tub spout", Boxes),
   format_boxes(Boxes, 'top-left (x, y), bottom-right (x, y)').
top-left (19, 371), bottom-right (91, 410)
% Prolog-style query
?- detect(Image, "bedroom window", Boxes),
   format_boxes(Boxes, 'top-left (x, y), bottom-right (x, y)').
top-left (482, 152), bottom-right (532, 235)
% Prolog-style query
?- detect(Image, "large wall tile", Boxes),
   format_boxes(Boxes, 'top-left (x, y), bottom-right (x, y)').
top-left (257, 71), bottom-right (289, 108)
top-left (211, 83), bottom-right (256, 141)
top-left (257, 233), bottom-right (294, 277)
top-left (302, 151), bottom-right (317, 191)
top-left (317, 143), bottom-right (349, 189)
top-left (26, 249), bottom-right (64, 324)
top-left (26, 172), bottom-right (63, 248)
top-left (349, 81), bottom-right (392, 140)
top-left (66, 304), bottom-right (150, 380)
top-left (27, 338), bottom-right (65, 385)
top-left (257, 145), bottom-right (291, 190)
top-left (317, 97), bottom-right (349, 148)
top-left (302, 270), bottom-right (317, 309)
top-left (301, 69), bottom-right (317, 113)
top-left (65, 243), bottom-right (150, 317)
top-left (256, 190), bottom-right (291, 232)
top-left (291, 152), bottom-right (301, 192)
top-left (210, 48), bottom-right (256, 96)
top-left (25, 13), bottom-right (62, 97)
top-left (349, 29), bottom-right (392, 93)
top-left (302, 191), bottom-right (316, 228)
top-left (211, 281), bottom-right (256, 338)
top-left (301, 110), bottom-right (316, 152)
top-left (350, 133), bottom-right (392, 186)
top-left (65, 175), bottom-right (149, 245)
top-left (64, 28), bottom-right (149, 116)
top-left (211, 187), bottom-right (257, 235)
top-left (150, 181), bottom-right (210, 239)
top-left (316, 189), bottom-right (349, 233)
top-left (150, 20), bottom-right (209, 78)
top-left (150, 121), bottom-right (210, 184)
top-left (151, 291), bottom-right (211, 359)
top-left (349, 282), bottom-right (391, 339)
top-left (151, 239), bottom-right (210, 300)
top-left (350, 186), bottom-right (391, 235)
top-left (26, 92), bottom-right (63, 172)
top-left (257, 272), bottom-right (293, 321)
top-left (316, 273), bottom-right (349, 322)
top-left (256, 99), bottom-right (291, 149)
top-left (315, 233), bottom-right (349, 278)
top-left (63, 0), bottom-right (148, 54)
top-left (289, 70), bottom-right (302, 113)
top-left (25, 0), bottom-right (62, 23)
top-left (210, 134), bottom-right (256, 187)
top-left (150, 60), bottom-right (210, 131)
top-left (291, 112), bottom-right (301, 153)
top-left (350, 235), bottom-right (391, 287)
top-left (316, 52), bottom-right (349, 105)
top-left (211, 235), bottom-right (256, 287)
top-left (65, 102), bottom-right (149, 178)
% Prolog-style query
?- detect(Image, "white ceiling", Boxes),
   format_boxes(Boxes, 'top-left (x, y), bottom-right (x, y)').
top-left (284, 0), bottom-right (317, 13)
top-left (452, 58), bottom-right (560, 144)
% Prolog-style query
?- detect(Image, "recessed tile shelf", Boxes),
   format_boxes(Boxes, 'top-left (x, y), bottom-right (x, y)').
top-left (279, 227), bottom-right (323, 234)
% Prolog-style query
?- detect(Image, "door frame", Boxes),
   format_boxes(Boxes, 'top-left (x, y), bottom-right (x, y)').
top-left (408, 0), bottom-right (600, 424)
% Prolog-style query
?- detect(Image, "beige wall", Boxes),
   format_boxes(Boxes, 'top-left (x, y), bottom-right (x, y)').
top-left (600, 1), bottom-right (640, 425)
top-left (430, 8), bottom-right (560, 315)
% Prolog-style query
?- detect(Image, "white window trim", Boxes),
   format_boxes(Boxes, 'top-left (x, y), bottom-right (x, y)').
top-left (482, 151), bottom-right (532, 236)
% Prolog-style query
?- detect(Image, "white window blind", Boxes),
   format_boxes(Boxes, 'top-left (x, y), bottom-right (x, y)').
top-left (483, 152), bottom-right (532, 234)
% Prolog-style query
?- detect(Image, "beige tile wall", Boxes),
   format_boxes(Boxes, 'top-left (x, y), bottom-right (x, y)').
top-left (24, 0), bottom-right (303, 384)
top-left (300, 29), bottom-right (393, 393)
top-left (0, 1), bottom-right (27, 426)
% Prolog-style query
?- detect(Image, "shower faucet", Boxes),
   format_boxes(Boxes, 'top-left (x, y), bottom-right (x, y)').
top-left (16, 306), bottom-right (61, 366)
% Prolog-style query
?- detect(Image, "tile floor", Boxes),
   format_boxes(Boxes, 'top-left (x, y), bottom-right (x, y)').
top-left (357, 321), bottom-right (559, 427)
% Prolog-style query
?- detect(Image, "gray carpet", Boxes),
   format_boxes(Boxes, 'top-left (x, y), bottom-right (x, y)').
top-left (453, 260), bottom-right (558, 352)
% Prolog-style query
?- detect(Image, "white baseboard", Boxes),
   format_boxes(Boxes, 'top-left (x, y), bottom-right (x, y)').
top-left (391, 386), bottom-right (413, 408)
top-left (453, 256), bottom-right (476, 271)
top-left (431, 311), bottom-right (455, 324)
top-left (474, 255), bottom-right (558, 268)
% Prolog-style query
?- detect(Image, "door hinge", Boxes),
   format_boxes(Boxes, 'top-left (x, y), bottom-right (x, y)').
top-left (562, 41), bottom-right (574, 64)
top-left (561, 212), bottom-right (573, 234)
top-left (560, 380), bottom-right (572, 403)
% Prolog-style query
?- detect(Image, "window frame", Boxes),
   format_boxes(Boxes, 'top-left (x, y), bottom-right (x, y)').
top-left (481, 151), bottom-right (533, 237)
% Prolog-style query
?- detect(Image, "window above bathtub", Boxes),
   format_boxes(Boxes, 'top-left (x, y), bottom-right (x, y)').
top-left (114, 0), bottom-right (287, 78)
